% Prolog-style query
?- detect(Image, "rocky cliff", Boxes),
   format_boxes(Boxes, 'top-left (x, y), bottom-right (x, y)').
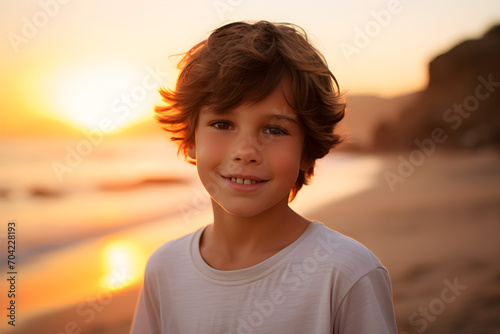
top-left (373, 24), bottom-right (500, 150)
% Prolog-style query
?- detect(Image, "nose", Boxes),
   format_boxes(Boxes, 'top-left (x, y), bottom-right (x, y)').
top-left (230, 134), bottom-right (262, 164)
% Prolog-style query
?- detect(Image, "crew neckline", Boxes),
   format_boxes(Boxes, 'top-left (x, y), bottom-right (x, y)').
top-left (190, 221), bottom-right (320, 285)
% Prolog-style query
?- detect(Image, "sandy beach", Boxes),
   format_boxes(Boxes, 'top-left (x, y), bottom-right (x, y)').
top-left (9, 148), bottom-right (500, 334)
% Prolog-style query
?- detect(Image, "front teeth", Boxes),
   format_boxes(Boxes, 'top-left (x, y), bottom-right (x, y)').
top-left (230, 177), bottom-right (258, 185)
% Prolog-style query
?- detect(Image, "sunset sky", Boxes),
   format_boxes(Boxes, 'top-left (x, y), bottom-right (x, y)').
top-left (1, 0), bottom-right (499, 135)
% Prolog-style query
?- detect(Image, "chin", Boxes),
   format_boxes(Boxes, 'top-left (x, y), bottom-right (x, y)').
top-left (223, 206), bottom-right (265, 218)
top-left (217, 199), bottom-right (284, 219)
top-left (213, 192), bottom-right (291, 219)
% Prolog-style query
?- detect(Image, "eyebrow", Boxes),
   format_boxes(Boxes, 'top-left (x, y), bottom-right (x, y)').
top-left (265, 114), bottom-right (299, 125)
top-left (202, 109), bottom-right (299, 125)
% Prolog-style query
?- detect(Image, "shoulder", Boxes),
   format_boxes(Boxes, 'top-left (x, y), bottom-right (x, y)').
top-left (304, 221), bottom-right (386, 280)
top-left (145, 227), bottom-right (202, 274)
top-left (300, 222), bottom-right (392, 314)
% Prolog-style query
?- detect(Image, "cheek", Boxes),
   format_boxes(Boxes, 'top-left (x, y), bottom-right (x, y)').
top-left (267, 143), bottom-right (302, 174)
top-left (196, 132), bottom-right (228, 166)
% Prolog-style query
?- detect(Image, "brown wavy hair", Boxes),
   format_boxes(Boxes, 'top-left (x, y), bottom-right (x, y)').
top-left (155, 21), bottom-right (345, 201)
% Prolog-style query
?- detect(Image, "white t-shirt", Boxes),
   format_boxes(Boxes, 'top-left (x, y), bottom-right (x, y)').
top-left (131, 221), bottom-right (397, 334)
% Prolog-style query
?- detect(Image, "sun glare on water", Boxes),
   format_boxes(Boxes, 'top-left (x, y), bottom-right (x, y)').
top-left (100, 240), bottom-right (146, 291)
top-left (49, 61), bottom-right (158, 133)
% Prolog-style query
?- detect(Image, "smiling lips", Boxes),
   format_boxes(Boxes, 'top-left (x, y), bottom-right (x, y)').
top-left (230, 177), bottom-right (260, 185)
top-left (223, 175), bottom-right (268, 190)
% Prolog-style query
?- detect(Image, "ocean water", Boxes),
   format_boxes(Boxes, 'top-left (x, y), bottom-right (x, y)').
top-left (0, 136), bottom-right (383, 324)
top-left (0, 137), bottom-right (196, 254)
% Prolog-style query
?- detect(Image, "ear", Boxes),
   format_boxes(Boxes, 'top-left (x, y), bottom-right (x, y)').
top-left (187, 144), bottom-right (196, 160)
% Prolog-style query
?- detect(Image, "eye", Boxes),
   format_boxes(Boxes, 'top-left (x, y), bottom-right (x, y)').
top-left (210, 121), bottom-right (233, 131)
top-left (263, 126), bottom-right (288, 136)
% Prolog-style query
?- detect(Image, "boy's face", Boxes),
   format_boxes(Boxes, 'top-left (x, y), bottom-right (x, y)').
top-left (190, 82), bottom-right (308, 218)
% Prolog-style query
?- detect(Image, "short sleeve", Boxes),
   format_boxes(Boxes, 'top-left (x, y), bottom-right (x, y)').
top-left (334, 267), bottom-right (397, 334)
top-left (130, 268), bottom-right (161, 333)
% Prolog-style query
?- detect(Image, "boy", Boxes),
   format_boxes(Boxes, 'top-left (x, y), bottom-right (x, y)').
top-left (131, 21), bottom-right (397, 333)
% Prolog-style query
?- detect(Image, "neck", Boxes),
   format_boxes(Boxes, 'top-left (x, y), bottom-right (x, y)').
top-left (200, 197), bottom-right (310, 269)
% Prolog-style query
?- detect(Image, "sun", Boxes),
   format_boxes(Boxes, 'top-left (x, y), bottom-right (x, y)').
top-left (49, 61), bottom-right (160, 133)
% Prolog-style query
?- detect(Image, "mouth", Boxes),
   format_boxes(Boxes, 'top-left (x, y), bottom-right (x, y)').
top-left (222, 175), bottom-right (268, 185)
top-left (229, 177), bottom-right (261, 185)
